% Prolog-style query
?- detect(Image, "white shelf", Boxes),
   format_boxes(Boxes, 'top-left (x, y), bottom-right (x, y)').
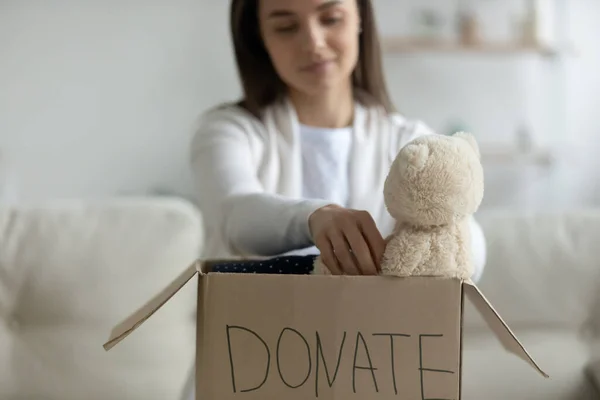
top-left (381, 38), bottom-right (567, 58)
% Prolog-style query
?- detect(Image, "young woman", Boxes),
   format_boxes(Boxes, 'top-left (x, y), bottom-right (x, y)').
top-left (184, 1), bottom-right (487, 396)
top-left (189, 0), bottom-right (487, 279)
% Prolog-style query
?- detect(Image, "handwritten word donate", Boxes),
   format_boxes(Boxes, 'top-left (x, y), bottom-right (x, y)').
top-left (225, 325), bottom-right (455, 399)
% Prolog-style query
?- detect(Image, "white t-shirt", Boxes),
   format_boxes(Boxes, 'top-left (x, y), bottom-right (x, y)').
top-left (300, 123), bottom-right (353, 207)
top-left (286, 123), bottom-right (353, 256)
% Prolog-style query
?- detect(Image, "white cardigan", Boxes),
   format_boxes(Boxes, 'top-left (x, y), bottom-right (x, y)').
top-left (190, 97), bottom-right (487, 281)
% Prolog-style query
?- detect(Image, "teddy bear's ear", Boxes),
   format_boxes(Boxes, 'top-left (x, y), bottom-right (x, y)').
top-left (453, 131), bottom-right (480, 158)
top-left (404, 142), bottom-right (429, 172)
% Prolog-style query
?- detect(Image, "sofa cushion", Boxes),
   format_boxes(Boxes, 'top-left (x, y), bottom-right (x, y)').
top-left (472, 210), bottom-right (600, 332)
top-left (461, 329), bottom-right (596, 400)
top-left (0, 198), bottom-right (203, 400)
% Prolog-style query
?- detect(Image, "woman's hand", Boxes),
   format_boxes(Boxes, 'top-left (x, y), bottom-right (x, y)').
top-left (308, 204), bottom-right (386, 275)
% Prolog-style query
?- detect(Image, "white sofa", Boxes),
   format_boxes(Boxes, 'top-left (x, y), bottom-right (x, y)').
top-left (0, 198), bottom-right (598, 399)
top-left (0, 198), bottom-right (202, 400)
top-left (462, 209), bottom-right (600, 399)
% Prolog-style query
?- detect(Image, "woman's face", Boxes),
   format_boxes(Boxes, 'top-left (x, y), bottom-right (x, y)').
top-left (258, 0), bottom-right (361, 97)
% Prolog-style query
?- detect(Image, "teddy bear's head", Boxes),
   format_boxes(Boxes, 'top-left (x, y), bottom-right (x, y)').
top-left (383, 132), bottom-right (484, 227)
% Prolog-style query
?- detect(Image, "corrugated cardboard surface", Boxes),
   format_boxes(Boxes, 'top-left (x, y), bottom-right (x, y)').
top-left (195, 273), bottom-right (462, 399)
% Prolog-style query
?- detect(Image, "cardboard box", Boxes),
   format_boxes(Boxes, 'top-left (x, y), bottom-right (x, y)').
top-left (104, 259), bottom-right (549, 399)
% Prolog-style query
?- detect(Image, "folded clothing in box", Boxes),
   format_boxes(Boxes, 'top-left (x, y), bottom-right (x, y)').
top-left (211, 256), bottom-right (316, 275)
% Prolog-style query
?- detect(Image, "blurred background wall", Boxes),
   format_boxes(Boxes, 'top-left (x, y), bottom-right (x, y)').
top-left (1, 0), bottom-right (598, 210)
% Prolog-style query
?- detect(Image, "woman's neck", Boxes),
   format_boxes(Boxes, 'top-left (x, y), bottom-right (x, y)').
top-left (289, 83), bottom-right (354, 129)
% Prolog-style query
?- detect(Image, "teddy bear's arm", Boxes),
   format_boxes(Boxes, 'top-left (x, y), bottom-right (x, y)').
top-left (380, 230), bottom-right (431, 277)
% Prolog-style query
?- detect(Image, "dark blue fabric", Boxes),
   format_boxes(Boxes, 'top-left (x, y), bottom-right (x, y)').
top-left (211, 255), bottom-right (316, 275)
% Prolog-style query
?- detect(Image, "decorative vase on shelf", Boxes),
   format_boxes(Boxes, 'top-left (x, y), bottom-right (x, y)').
top-left (413, 8), bottom-right (445, 43)
top-left (521, 0), bottom-right (539, 46)
top-left (458, 11), bottom-right (480, 46)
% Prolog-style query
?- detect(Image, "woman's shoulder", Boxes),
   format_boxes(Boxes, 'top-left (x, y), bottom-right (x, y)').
top-left (189, 101), bottom-right (271, 158)
top-left (388, 112), bottom-right (437, 140)
top-left (195, 100), bottom-right (264, 133)
top-left (361, 103), bottom-right (438, 149)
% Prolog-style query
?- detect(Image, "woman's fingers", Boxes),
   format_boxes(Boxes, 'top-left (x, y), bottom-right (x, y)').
top-left (328, 228), bottom-right (361, 275)
top-left (316, 234), bottom-right (343, 275)
top-left (308, 205), bottom-right (386, 275)
top-left (357, 211), bottom-right (387, 271)
top-left (342, 218), bottom-right (378, 275)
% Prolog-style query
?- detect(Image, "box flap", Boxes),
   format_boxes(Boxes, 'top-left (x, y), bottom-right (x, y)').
top-left (464, 281), bottom-right (549, 378)
top-left (103, 259), bottom-right (203, 351)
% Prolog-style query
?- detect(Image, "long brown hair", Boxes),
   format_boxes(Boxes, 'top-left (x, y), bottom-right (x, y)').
top-left (229, 0), bottom-right (395, 118)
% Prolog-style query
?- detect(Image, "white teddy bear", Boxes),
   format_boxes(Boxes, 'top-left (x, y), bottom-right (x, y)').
top-left (313, 132), bottom-right (484, 280)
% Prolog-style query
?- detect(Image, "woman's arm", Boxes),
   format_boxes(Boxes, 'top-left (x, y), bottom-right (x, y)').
top-left (190, 111), bottom-right (331, 256)
top-left (468, 215), bottom-right (487, 283)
